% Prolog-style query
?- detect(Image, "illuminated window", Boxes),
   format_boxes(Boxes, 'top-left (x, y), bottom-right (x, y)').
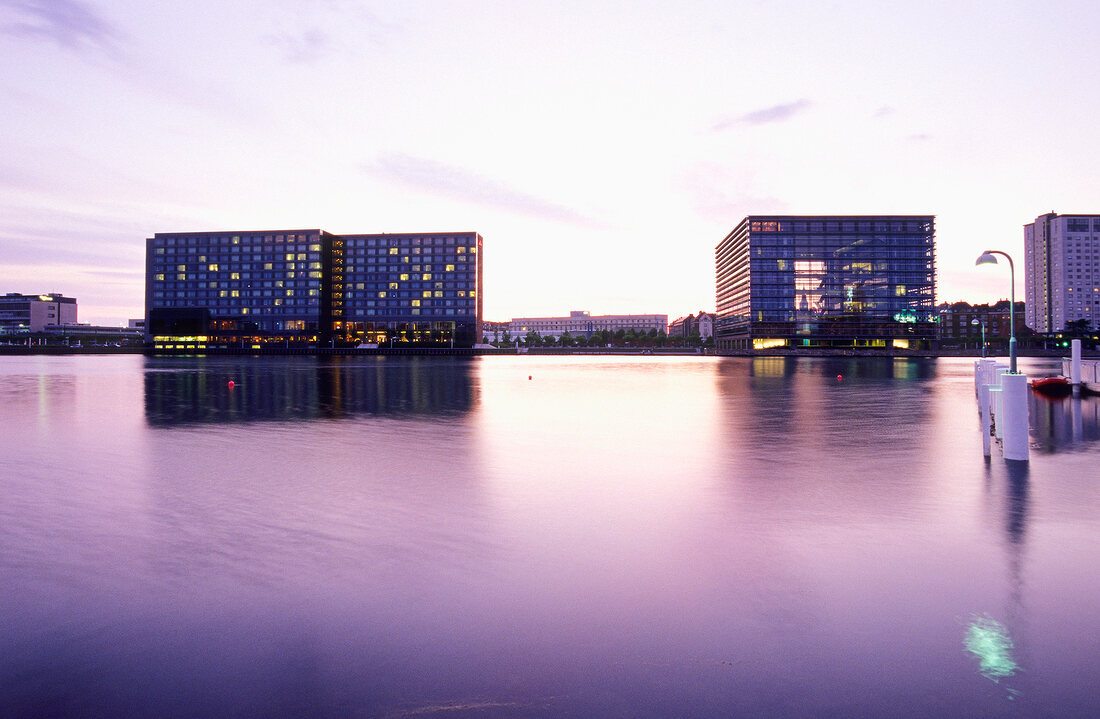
top-left (445, 264), bottom-right (455, 272)
top-left (411, 300), bottom-right (421, 307)
top-left (422, 273), bottom-right (432, 280)
top-left (378, 291), bottom-right (387, 298)
top-left (231, 290), bottom-right (240, 297)
top-left (177, 264), bottom-right (186, 271)
top-left (231, 272), bottom-right (240, 280)
top-left (155, 273), bottom-right (165, 281)
top-left (423, 290), bottom-right (432, 298)
top-left (399, 273), bottom-right (409, 281)
top-left (389, 248), bottom-right (398, 255)
top-left (389, 282), bottom-right (398, 290)
top-left (176, 273), bottom-right (186, 280)
top-left (207, 263), bottom-right (218, 271)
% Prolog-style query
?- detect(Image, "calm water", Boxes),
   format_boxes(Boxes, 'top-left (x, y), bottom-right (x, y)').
top-left (2, 355), bottom-right (1099, 718)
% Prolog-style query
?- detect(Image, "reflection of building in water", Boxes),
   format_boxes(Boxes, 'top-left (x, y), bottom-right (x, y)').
top-left (144, 358), bottom-right (475, 425)
top-left (715, 216), bottom-right (937, 351)
top-left (1028, 394), bottom-right (1100, 452)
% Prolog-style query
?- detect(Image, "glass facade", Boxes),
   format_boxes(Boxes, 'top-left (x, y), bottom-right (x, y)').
top-left (341, 233), bottom-right (483, 347)
top-left (716, 216), bottom-right (936, 351)
top-left (145, 230), bottom-right (482, 348)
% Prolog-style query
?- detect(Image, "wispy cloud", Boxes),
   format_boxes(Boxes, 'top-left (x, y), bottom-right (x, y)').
top-left (264, 28), bottom-right (331, 63)
top-left (363, 153), bottom-right (607, 228)
top-left (712, 99), bottom-right (811, 131)
top-left (262, 2), bottom-right (399, 62)
top-left (0, 0), bottom-right (122, 56)
top-left (681, 163), bottom-right (787, 224)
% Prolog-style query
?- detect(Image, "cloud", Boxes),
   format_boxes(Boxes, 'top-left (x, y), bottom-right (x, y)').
top-left (0, 0), bottom-right (122, 56)
top-left (874, 105), bottom-right (895, 118)
top-left (712, 99), bottom-right (811, 131)
top-left (681, 163), bottom-right (787, 225)
top-left (362, 153), bottom-right (608, 229)
top-left (908, 133), bottom-right (933, 142)
top-left (264, 28), bottom-right (331, 63)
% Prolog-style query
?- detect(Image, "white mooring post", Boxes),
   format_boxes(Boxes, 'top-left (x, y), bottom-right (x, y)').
top-left (989, 384), bottom-right (1003, 439)
top-left (978, 381), bottom-right (992, 457)
top-left (1001, 372), bottom-right (1029, 461)
top-left (1071, 339), bottom-right (1082, 386)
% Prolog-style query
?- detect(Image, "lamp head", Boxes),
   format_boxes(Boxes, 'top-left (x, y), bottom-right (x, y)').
top-left (971, 318), bottom-right (980, 326)
top-left (975, 251), bottom-right (998, 266)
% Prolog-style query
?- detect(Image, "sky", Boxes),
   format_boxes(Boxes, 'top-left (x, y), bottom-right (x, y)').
top-left (2, 0), bottom-right (1099, 326)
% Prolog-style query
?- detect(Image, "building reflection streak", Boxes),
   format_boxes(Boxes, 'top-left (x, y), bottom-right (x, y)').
top-left (143, 356), bottom-right (476, 425)
top-left (1028, 393), bottom-right (1100, 452)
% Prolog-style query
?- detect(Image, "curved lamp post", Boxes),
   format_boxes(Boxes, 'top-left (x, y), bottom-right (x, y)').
top-left (971, 318), bottom-right (986, 358)
top-left (975, 250), bottom-right (1017, 373)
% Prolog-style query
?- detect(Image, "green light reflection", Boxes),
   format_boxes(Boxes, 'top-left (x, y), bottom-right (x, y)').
top-left (964, 614), bottom-right (1019, 682)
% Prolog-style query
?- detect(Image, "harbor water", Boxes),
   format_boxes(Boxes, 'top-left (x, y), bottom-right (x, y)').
top-left (1, 354), bottom-right (1098, 717)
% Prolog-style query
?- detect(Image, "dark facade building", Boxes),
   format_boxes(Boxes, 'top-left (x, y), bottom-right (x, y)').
top-left (937, 300), bottom-right (1025, 350)
top-left (715, 216), bottom-right (936, 351)
top-left (146, 230), bottom-right (482, 349)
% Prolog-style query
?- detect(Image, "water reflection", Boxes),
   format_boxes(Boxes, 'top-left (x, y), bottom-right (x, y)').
top-left (1029, 393), bottom-right (1100, 452)
top-left (143, 356), bottom-right (476, 424)
top-left (4, 356), bottom-right (1100, 717)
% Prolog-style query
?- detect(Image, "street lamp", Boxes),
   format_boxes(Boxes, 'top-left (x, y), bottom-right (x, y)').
top-left (975, 250), bottom-right (1017, 373)
top-left (971, 318), bottom-right (986, 358)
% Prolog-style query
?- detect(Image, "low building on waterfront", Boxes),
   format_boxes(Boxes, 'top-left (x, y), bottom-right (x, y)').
top-left (506, 310), bottom-right (668, 339)
top-left (145, 229), bottom-right (482, 349)
top-left (668, 311), bottom-right (714, 340)
top-left (715, 216), bottom-right (937, 351)
top-left (937, 300), bottom-right (1025, 351)
top-left (0, 293), bottom-right (78, 334)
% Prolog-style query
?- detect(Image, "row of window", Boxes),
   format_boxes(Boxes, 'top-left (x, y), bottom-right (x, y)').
top-left (748, 220), bottom-right (932, 233)
top-left (1063, 219), bottom-right (1100, 232)
top-left (345, 246), bottom-right (475, 256)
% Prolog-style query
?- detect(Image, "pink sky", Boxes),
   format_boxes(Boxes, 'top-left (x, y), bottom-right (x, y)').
top-left (2, 0), bottom-right (1099, 325)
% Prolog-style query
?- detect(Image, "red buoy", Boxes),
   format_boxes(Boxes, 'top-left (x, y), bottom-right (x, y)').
top-left (228, 380), bottom-right (235, 388)
top-left (528, 375), bottom-right (532, 380)
top-left (836, 374), bottom-right (843, 381)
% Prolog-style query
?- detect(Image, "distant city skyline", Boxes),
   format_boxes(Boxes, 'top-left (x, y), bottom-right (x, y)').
top-left (3, 1), bottom-right (1100, 325)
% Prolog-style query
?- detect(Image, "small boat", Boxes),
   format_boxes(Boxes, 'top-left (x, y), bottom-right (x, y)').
top-left (1030, 376), bottom-right (1072, 397)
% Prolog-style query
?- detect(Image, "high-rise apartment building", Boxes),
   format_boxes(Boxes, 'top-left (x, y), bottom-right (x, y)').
top-left (146, 229), bottom-right (482, 349)
top-left (715, 216), bottom-right (936, 351)
top-left (1024, 213), bottom-right (1100, 333)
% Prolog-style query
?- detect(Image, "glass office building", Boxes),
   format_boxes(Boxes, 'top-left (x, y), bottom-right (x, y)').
top-left (715, 216), bottom-right (936, 351)
top-left (146, 230), bottom-right (482, 349)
